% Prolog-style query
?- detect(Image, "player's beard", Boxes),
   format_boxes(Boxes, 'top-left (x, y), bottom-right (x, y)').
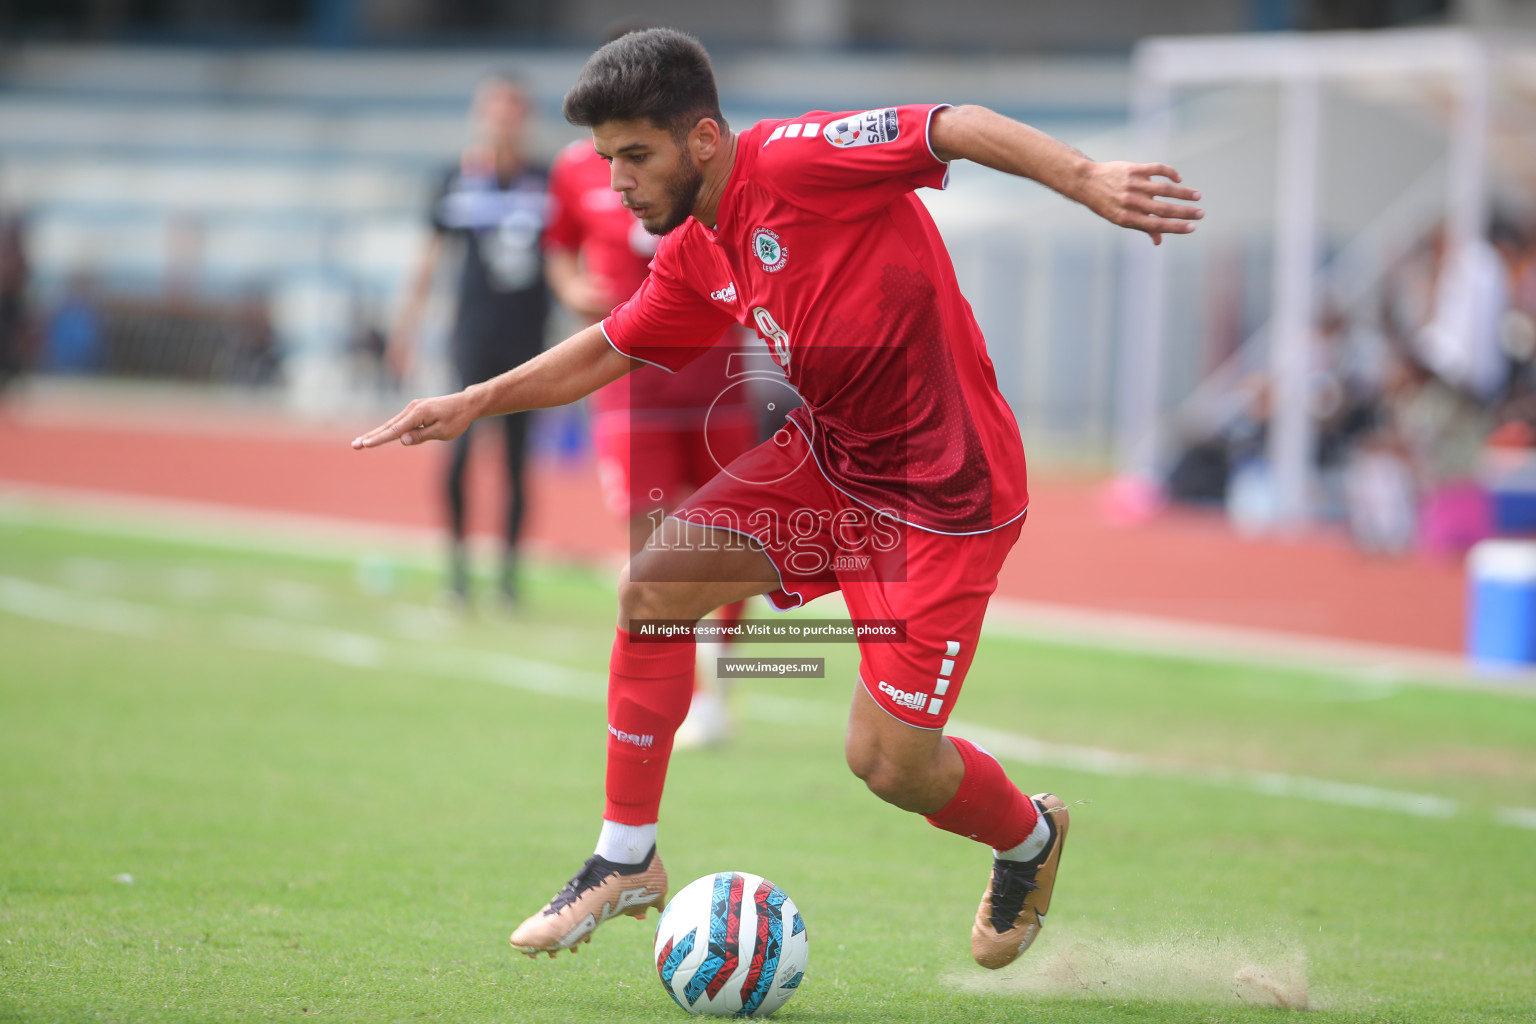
top-left (645, 149), bottom-right (705, 236)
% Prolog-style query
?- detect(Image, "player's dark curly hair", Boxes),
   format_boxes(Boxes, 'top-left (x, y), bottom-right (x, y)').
top-left (563, 27), bottom-right (727, 141)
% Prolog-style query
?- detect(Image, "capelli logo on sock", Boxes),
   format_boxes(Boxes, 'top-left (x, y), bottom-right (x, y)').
top-left (608, 724), bottom-right (655, 748)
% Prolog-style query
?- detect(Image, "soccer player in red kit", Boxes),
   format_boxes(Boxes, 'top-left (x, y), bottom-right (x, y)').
top-left (544, 136), bottom-right (758, 745)
top-left (353, 28), bottom-right (1202, 969)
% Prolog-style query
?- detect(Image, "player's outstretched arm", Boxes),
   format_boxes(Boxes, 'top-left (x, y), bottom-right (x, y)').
top-left (351, 323), bottom-right (638, 450)
top-left (929, 104), bottom-right (1203, 245)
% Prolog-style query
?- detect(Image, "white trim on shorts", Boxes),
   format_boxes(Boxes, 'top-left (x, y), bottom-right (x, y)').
top-left (857, 669), bottom-right (944, 732)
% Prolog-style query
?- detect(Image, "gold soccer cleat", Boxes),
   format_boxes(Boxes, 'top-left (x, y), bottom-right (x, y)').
top-left (970, 794), bottom-right (1069, 970)
top-left (510, 848), bottom-right (668, 957)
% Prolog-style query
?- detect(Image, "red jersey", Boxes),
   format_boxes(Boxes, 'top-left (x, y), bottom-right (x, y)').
top-left (546, 139), bottom-right (743, 425)
top-left (546, 139), bottom-right (656, 307)
top-left (602, 105), bottom-right (1028, 535)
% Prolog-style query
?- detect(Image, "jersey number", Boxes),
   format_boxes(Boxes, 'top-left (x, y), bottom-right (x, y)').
top-left (752, 306), bottom-right (791, 369)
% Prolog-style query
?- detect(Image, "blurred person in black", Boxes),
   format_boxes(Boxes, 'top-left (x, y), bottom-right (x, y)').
top-left (228, 282), bottom-right (281, 387)
top-left (0, 213), bottom-right (29, 401)
top-left (388, 72), bottom-right (551, 606)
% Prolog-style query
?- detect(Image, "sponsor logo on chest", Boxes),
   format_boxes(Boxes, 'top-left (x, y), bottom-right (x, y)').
top-left (752, 226), bottom-right (788, 273)
top-left (710, 281), bottom-right (737, 304)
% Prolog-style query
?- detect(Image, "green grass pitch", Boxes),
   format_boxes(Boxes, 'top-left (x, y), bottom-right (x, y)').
top-left (2, 504), bottom-right (1534, 1022)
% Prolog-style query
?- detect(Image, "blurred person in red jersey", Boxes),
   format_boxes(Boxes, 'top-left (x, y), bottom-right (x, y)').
top-left (543, 34), bottom-right (758, 747)
top-left (388, 72), bottom-right (551, 607)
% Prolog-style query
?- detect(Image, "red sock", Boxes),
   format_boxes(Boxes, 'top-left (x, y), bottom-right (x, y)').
top-left (715, 600), bottom-right (746, 634)
top-left (605, 627), bottom-right (695, 825)
top-left (925, 736), bottom-right (1039, 849)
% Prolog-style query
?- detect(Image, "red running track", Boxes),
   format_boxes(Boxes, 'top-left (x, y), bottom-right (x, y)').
top-left (0, 391), bottom-right (1467, 654)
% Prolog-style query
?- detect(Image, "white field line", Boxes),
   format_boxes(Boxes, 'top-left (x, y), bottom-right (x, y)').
top-left (0, 574), bottom-right (165, 638)
top-left (1494, 806), bottom-right (1536, 830)
top-left (950, 723), bottom-right (1462, 819)
top-left (0, 484), bottom-right (446, 568)
top-left (985, 596), bottom-right (1536, 696)
top-left (0, 483), bottom-right (619, 576)
top-left (8, 481), bottom-right (1536, 697)
top-left (2, 574), bottom-right (1530, 831)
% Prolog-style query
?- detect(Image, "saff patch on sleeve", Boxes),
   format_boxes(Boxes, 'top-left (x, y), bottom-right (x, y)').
top-left (822, 108), bottom-right (900, 148)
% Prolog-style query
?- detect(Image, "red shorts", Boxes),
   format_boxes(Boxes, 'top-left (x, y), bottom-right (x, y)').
top-left (669, 428), bottom-right (1023, 729)
top-left (590, 409), bottom-right (758, 519)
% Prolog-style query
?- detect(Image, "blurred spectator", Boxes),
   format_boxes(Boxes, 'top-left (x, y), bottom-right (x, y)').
top-left (1342, 428), bottom-right (1417, 555)
top-left (45, 272), bottom-right (103, 374)
top-left (1165, 226), bottom-right (1515, 558)
top-left (1410, 221), bottom-right (1507, 402)
top-left (1331, 221), bottom-right (1527, 556)
top-left (1221, 377), bottom-right (1281, 535)
top-left (1493, 216), bottom-right (1536, 402)
top-left (1166, 309), bottom-right (1377, 531)
top-left (226, 283), bottom-right (281, 387)
top-left (1313, 305), bottom-right (1390, 522)
top-left (387, 71), bottom-right (551, 607)
top-left (347, 292), bottom-right (393, 396)
top-left (1163, 432), bottom-right (1230, 506)
top-left (1361, 319), bottom-right (1495, 558)
top-left (0, 213), bottom-right (29, 398)
top-left (164, 211), bottom-right (205, 303)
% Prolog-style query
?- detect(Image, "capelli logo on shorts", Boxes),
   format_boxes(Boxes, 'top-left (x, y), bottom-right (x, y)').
top-left (608, 724), bottom-right (655, 748)
top-left (877, 680), bottom-right (928, 712)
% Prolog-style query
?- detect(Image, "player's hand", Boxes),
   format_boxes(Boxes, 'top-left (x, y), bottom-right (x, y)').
top-left (351, 390), bottom-right (479, 450)
top-left (1081, 162), bottom-right (1203, 245)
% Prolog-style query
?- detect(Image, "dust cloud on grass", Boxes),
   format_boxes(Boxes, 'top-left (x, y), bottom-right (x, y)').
top-left (947, 928), bottom-right (1313, 1010)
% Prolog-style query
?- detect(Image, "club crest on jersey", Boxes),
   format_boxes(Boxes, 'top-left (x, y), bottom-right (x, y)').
top-left (752, 227), bottom-right (788, 273)
top-left (823, 108), bottom-right (900, 149)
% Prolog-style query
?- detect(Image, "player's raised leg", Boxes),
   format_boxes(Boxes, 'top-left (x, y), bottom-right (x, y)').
top-left (844, 686), bottom-right (1068, 969)
top-left (837, 513), bottom-right (1067, 970)
top-left (509, 522), bottom-right (779, 956)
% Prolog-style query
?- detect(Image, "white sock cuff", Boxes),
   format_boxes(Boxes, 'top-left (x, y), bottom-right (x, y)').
top-left (594, 819), bottom-right (657, 865)
top-left (993, 801), bottom-right (1051, 862)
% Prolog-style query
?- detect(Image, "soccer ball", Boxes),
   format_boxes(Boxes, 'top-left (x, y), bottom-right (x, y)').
top-left (653, 872), bottom-right (809, 1017)
top-left (824, 118), bottom-right (861, 147)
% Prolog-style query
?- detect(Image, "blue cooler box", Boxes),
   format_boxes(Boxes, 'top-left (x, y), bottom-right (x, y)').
top-left (1493, 489), bottom-right (1536, 533)
top-left (1468, 540), bottom-right (1536, 666)
top-left (1479, 449), bottom-right (1536, 534)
